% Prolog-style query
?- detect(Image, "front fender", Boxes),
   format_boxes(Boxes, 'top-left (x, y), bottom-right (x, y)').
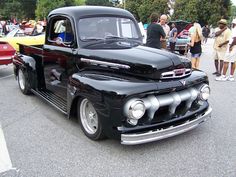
top-left (67, 72), bottom-right (158, 138)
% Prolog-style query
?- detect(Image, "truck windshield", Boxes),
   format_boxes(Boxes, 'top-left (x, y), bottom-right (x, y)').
top-left (78, 17), bottom-right (140, 41)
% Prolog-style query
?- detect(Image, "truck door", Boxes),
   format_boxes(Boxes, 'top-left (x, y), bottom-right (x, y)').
top-left (43, 17), bottom-right (77, 99)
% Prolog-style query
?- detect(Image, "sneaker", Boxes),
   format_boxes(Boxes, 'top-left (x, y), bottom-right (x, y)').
top-left (227, 76), bottom-right (235, 81)
top-left (215, 75), bottom-right (228, 81)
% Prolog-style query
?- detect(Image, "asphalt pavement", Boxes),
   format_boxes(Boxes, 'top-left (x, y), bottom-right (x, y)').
top-left (0, 39), bottom-right (235, 177)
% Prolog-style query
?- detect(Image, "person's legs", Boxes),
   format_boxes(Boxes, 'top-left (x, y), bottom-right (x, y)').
top-left (227, 62), bottom-right (236, 81)
top-left (213, 51), bottom-right (220, 75)
top-left (214, 60), bottom-right (219, 73)
top-left (170, 42), bottom-right (175, 52)
top-left (216, 52), bottom-right (230, 81)
top-left (191, 58), bottom-right (197, 69)
top-left (230, 62), bottom-right (236, 75)
top-left (222, 62), bottom-right (229, 75)
top-left (195, 57), bottom-right (200, 69)
top-left (219, 60), bottom-right (224, 75)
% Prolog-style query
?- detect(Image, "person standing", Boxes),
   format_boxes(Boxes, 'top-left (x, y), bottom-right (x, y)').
top-left (146, 13), bottom-right (166, 49)
top-left (202, 24), bottom-right (210, 44)
top-left (190, 22), bottom-right (203, 69)
top-left (216, 19), bottom-right (236, 81)
top-left (212, 19), bottom-right (231, 76)
top-left (159, 14), bottom-right (170, 49)
top-left (169, 22), bottom-right (178, 52)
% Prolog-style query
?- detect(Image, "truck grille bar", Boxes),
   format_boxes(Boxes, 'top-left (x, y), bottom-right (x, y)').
top-left (142, 87), bottom-right (199, 120)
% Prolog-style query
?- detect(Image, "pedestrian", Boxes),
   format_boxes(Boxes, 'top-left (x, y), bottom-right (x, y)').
top-left (189, 22), bottom-right (203, 69)
top-left (216, 19), bottom-right (236, 81)
top-left (159, 14), bottom-right (170, 49)
top-left (212, 19), bottom-right (231, 76)
top-left (146, 12), bottom-right (166, 49)
top-left (202, 24), bottom-right (210, 44)
top-left (169, 22), bottom-right (178, 53)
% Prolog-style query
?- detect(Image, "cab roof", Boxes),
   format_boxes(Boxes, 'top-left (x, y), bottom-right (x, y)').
top-left (48, 6), bottom-right (134, 19)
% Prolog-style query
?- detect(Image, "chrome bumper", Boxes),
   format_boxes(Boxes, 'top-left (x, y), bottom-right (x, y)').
top-left (121, 107), bottom-right (212, 145)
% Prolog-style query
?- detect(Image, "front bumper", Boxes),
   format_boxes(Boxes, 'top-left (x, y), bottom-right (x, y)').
top-left (121, 107), bottom-right (212, 145)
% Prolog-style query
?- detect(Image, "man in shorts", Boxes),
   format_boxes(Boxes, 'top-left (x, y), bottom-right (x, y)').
top-left (216, 19), bottom-right (236, 81)
top-left (212, 19), bottom-right (231, 76)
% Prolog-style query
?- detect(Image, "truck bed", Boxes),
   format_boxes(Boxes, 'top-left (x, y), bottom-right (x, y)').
top-left (19, 44), bottom-right (43, 57)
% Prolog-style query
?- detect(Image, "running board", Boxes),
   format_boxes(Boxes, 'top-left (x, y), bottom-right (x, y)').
top-left (31, 89), bottom-right (67, 115)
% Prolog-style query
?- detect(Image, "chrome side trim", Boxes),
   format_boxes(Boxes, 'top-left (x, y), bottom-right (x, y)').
top-left (121, 107), bottom-right (212, 145)
top-left (81, 58), bottom-right (130, 69)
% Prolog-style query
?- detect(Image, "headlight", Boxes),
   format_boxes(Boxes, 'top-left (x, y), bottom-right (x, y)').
top-left (199, 84), bottom-right (210, 101)
top-left (128, 100), bottom-right (146, 119)
top-left (124, 99), bottom-right (146, 125)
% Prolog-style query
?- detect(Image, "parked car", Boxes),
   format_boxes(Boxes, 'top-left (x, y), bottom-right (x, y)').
top-left (0, 27), bottom-right (45, 51)
top-left (0, 41), bottom-right (16, 65)
top-left (168, 20), bottom-right (192, 55)
top-left (13, 6), bottom-right (211, 145)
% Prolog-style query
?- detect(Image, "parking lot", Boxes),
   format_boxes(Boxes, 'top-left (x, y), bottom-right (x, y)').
top-left (0, 39), bottom-right (236, 177)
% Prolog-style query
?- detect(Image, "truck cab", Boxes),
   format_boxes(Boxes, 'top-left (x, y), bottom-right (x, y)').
top-left (13, 6), bottom-right (212, 145)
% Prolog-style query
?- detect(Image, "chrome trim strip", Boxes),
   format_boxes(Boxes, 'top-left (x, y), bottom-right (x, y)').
top-left (81, 58), bottom-right (130, 69)
top-left (0, 57), bottom-right (12, 60)
top-left (121, 107), bottom-right (212, 145)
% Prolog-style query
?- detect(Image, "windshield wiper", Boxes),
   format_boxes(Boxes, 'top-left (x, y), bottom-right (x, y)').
top-left (82, 37), bottom-right (104, 41)
top-left (105, 35), bottom-right (126, 40)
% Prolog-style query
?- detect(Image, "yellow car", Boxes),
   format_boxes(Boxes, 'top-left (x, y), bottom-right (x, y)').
top-left (0, 28), bottom-right (45, 51)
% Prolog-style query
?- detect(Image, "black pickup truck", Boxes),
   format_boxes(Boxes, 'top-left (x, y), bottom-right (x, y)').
top-left (13, 6), bottom-right (212, 145)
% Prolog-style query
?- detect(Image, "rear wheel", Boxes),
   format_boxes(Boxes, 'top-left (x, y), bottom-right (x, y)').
top-left (18, 68), bottom-right (31, 95)
top-left (77, 98), bottom-right (105, 140)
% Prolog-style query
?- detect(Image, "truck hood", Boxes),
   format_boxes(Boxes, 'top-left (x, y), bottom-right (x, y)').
top-left (78, 45), bottom-right (191, 80)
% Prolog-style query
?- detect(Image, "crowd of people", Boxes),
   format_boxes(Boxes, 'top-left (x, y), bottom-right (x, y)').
top-left (0, 19), bottom-right (46, 37)
top-left (145, 12), bottom-right (236, 81)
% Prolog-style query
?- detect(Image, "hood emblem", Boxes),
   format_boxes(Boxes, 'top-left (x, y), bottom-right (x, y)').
top-left (180, 80), bottom-right (186, 86)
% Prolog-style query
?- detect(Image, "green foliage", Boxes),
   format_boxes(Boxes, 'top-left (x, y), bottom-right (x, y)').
top-left (125, 0), bottom-right (170, 23)
top-left (0, 0), bottom-right (37, 20)
top-left (85, 0), bottom-right (113, 6)
top-left (172, 0), bottom-right (232, 27)
top-left (35, 0), bottom-right (85, 19)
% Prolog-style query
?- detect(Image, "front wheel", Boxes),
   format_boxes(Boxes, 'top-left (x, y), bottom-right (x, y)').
top-left (77, 98), bottom-right (105, 140)
top-left (18, 68), bottom-right (31, 95)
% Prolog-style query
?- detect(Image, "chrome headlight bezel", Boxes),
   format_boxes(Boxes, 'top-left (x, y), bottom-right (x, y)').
top-left (124, 99), bottom-right (146, 124)
top-left (199, 84), bottom-right (210, 101)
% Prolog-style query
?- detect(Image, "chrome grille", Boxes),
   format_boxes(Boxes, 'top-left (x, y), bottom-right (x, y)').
top-left (161, 68), bottom-right (192, 79)
top-left (142, 87), bottom-right (199, 120)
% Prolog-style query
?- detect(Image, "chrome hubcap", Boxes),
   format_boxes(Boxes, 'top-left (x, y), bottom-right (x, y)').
top-left (80, 98), bottom-right (98, 134)
top-left (18, 70), bottom-right (25, 90)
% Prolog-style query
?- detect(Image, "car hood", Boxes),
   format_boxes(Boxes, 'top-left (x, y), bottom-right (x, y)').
top-left (78, 45), bottom-right (191, 80)
top-left (0, 35), bottom-right (45, 51)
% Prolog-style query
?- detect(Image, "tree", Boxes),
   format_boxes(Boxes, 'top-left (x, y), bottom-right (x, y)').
top-left (35, 0), bottom-right (85, 19)
top-left (85, 0), bottom-right (113, 6)
top-left (172, 0), bottom-right (232, 27)
top-left (125, 0), bottom-right (170, 23)
top-left (0, 0), bottom-right (37, 20)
